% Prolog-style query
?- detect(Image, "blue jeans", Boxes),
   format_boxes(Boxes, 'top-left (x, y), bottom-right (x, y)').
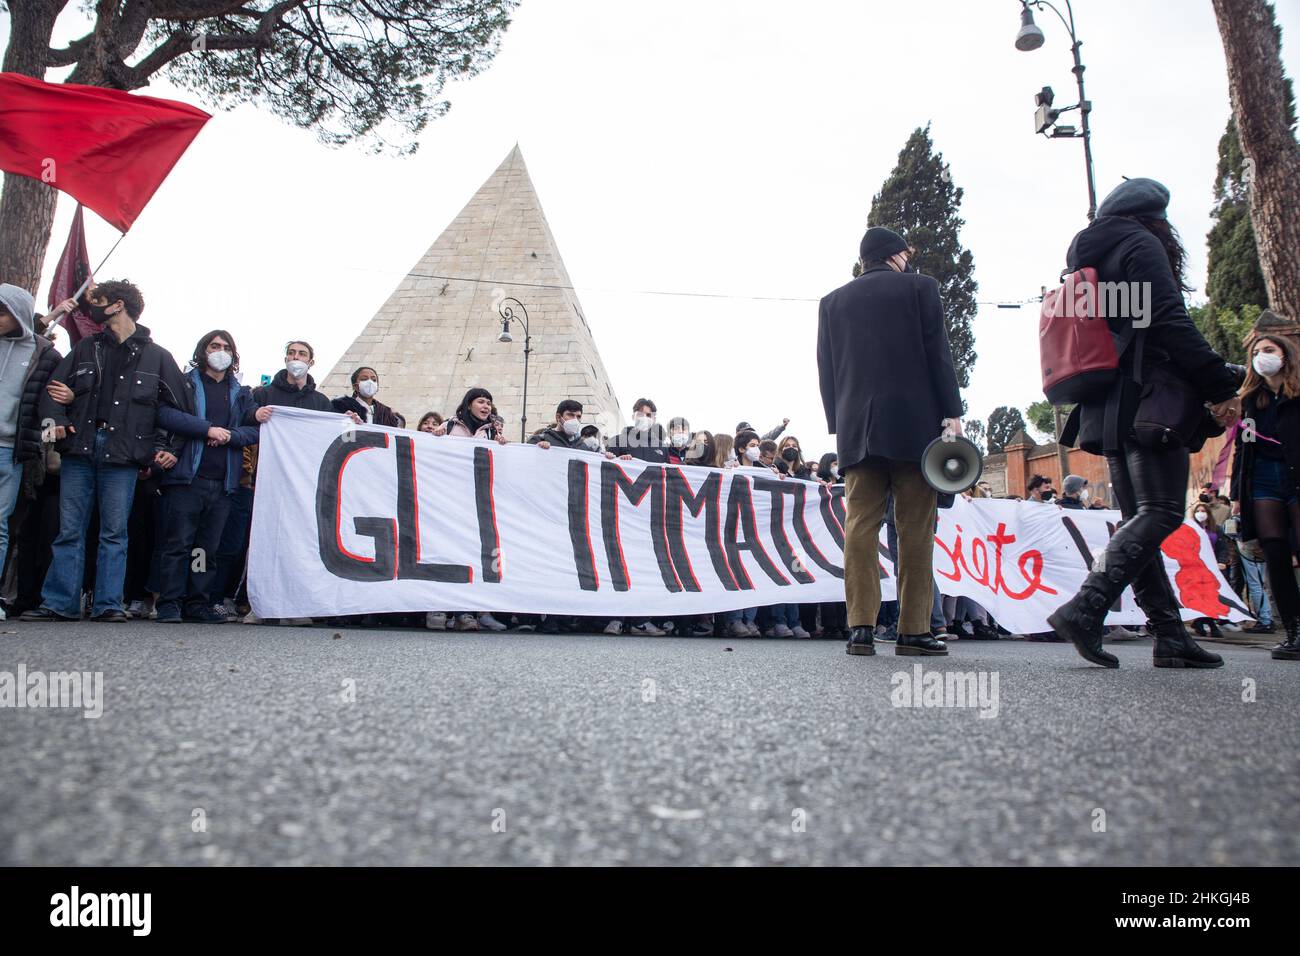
top-left (0, 450), bottom-right (24, 573)
top-left (1240, 554), bottom-right (1273, 627)
top-left (41, 431), bottom-right (139, 617)
top-left (725, 607), bottom-right (758, 625)
top-left (770, 604), bottom-right (799, 628)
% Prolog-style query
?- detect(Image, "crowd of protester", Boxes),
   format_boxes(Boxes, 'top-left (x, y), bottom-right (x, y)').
top-left (0, 278), bottom-right (1287, 657)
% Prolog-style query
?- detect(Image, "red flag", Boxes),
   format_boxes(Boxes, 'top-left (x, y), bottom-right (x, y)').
top-left (0, 72), bottom-right (210, 232)
top-left (46, 204), bottom-right (99, 345)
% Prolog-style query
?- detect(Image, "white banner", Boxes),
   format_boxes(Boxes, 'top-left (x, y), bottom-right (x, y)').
top-left (932, 497), bottom-right (1249, 634)
top-left (248, 408), bottom-right (1249, 630)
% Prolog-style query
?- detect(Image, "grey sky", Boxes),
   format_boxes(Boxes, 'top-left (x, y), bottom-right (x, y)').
top-left (10, 0), bottom-right (1300, 456)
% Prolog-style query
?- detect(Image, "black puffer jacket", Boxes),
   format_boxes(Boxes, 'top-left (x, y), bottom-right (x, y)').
top-left (1062, 216), bottom-right (1238, 454)
top-left (38, 324), bottom-right (193, 467)
top-left (13, 335), bottom-right (60, 464)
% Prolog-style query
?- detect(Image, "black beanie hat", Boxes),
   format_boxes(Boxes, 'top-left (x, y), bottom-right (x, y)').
top-left (859, 226), bottom-right (908, 262)
top-left (1097, 177), bottom-right (1170, 219)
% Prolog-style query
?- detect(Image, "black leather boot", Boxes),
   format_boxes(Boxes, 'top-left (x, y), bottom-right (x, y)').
top-left (1271, 619), bottom-right (1300, 661)
top-left (1152, 621), bottom-right (1224, 668)
top-left (845, 626), bottom-right (875, 656)
top-left (1047, 580), bottom-right (1119, 668)
top-left (896, 633), bottom-right (948, 656)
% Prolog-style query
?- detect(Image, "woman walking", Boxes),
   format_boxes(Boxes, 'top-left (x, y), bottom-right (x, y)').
top-left (1047, 179), bottom-right (1240, 669)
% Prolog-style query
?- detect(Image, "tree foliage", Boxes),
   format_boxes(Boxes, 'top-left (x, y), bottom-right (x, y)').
top-left (986, 406), bottom-right (1026, 455)
top-left (963, 418), bottom-right (986, 456)
top-left (30, 0), bottom-right (519, 153)
top-left (858, 125), bottom-right (979, 395)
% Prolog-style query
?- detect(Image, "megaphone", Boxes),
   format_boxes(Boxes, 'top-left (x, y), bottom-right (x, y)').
top-left (921, 435), bottom-right (983, 495)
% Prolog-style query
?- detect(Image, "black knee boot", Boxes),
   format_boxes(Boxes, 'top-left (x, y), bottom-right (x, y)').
top-left (1048, 535), bottom-right (1156, 668)
top-left (1151, 620), bottom-right (1224, 668)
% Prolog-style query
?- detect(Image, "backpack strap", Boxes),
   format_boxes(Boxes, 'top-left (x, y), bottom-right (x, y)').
top-left (1101, 323), bottom-right (1147, 450)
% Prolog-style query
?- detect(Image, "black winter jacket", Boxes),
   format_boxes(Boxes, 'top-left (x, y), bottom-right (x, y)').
top-left (818, 265), bottom-right (964, 466)
top-left (247, 369), bottom-right (334, 420)
top-left (331, 393), bottom-right (401, 427)
top-left (13, 334), bottom-right (60, 464)
top-left (1062, 216), bottom-right (1238, 454)
top-left (527, 424), bottom-right (582, 449)
top-left (608, 423), bottom-right (671, 463)
top-left (38, 324), bottom-right (194, 468)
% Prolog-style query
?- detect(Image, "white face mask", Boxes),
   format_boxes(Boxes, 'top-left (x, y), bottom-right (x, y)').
top-left (670, 432), bottom-right (689, 448)
top-left (206, 350), bottom-right (232, 372)
top-left (286, 360), bottom-right (309, 378)
top-left (1194, 511), bottom-right (1208, 524)
top-left (562, 418), bottom-right (582, 437)
top-left (1254, 352), bottom-right (1284, 377)
top-left (744, 446), bottom-right (762, 462)
top-left (830, 465), bottom-right (839, 478)
top-left (357, 379), bottom-right (378, 399)
top-left (582, 437), bottom-right (601, 452)
top-left (1079, 488), bottom-right (1091, 505)
top-left (635, 415), bottom-right (653, 431)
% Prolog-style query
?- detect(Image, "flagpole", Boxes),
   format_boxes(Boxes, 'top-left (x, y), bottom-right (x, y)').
top-left (91, 231), bottom-right (126, 276)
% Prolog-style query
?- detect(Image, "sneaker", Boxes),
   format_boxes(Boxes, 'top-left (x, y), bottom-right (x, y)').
top-left (791, 625), bottom-right (811, 639)
top-left (726, 620), bottom-right (751, 639)
top-left (745, 622), bottom-right (761, 637)
top-left (155, 603), bottom-right (182, 623)
top-left (772, 623), bottom-right (795, 638)
top-left (0, 606), bottom-right (6, 622)
top-left (761, 627), bottom-right (777, 638)
top-left (478, 612), bottom-right (507, 632)
top-left (689, 623), bottom-right (715, 637)
top-left (630, 622), bottom-right (664, 637)
top-left (425, 611), bottom-right (447, 631)
top-left (455, 613), bottom-right (479, 632)
top-left (661, 621), bottom-right (675, 635)
top-left (125, 600), bottom-right (146, 619)
top-left (19, 607), bottom-right (79, 622)
top-left (242, 611), bottom-right (263, 625)
top-left (874, 625), bottom-right (898, 644)
top-left (183, 605), bottom-right (230, 623)
top-left (1104, 626), bottom-right (1141, 642)
top-left (1245, 621), bottom-right (1276, 634)
top-left (603, 619), bottom-right (624, 636)
top-left (284, 617), bottom-right (313, 627)
top-left (91, 608), bottom-right (128, 623)
top-left (541, 617), bottom-right (561, 635)
top-left (515, 622), bottom-right (537, 632)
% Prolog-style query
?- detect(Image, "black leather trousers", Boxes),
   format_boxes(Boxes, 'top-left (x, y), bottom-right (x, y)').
top-left (1076, 442), bottom-right (1189, 628)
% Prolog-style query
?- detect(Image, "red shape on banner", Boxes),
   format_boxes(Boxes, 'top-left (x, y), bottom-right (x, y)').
top-left (0, 72), bottom-right (210, 232)
top-left (1161, 524), bottom-right (1225, 619)
top-left (45, 204), bottom-right (99, 345)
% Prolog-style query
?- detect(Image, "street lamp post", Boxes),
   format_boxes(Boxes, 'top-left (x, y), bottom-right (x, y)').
top-left (1016, 0), bottom-right (1097, 221)
top-left (1017, 0), bottom-right (1095, 480)
top-left (496, 297), bottom-right (531, 442)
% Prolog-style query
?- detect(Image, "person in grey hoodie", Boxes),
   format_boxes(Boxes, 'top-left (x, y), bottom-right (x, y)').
top-left (0, 284), bottom-right (61, 619)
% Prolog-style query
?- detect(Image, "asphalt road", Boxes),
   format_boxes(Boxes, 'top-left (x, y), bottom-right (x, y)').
top-left (1, 620), bottom-right (1295, 866)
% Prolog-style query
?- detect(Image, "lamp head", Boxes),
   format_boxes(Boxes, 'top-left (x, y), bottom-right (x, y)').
top-left (497, 319), bottom-right (513, 344)
top-left (1015, 4), bottom-right (1046, 51)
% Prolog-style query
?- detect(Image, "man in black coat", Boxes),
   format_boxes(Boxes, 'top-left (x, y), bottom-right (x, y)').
top-left (818, 227), bottom-right (963, 658)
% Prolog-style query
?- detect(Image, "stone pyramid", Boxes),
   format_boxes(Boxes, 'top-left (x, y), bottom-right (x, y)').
top-left (320, 145), bottom-right (625, 439)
